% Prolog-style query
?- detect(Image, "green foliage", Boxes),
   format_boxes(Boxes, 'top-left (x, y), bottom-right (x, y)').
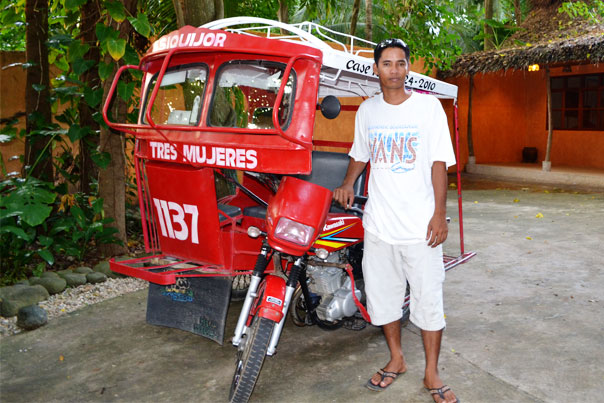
top-left (0, 0), bottom-right (26, 51)
top-left (559, 1), bottom-right (604, 24)
top-left (0, 0), bottom-right (168, 285)
top-left (0, 177), bottom-right (121, 285)
top-left (381, 0), bottom-right (465, 73)
top-left (474, 18), bottom-right (519, 50)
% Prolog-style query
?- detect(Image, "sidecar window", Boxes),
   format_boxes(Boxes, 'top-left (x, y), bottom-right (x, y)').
top-left (143, 64), bottom-right (208, 126)
top-left (209, 60), bottom-right (295, 130)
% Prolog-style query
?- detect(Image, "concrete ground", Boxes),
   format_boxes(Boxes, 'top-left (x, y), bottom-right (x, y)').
top-left (1, 180), bottom-right (603, 403)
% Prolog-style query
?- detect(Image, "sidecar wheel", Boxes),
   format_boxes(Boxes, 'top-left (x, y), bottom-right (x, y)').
top-left (231, 274), bottom-right (251, 301)
top-left (229, 316), bottom-right (274, 403)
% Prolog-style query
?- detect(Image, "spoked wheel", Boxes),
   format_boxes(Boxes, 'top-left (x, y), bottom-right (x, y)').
top-left (229, 315), bottom-right (275, 403)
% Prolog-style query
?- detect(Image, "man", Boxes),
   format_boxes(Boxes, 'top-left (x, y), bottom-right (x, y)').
top-left (333, 38), bottom-right (459, 403)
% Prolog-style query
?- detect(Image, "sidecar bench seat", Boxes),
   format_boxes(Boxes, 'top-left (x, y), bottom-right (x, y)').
top-left (242, 151), bottom-right (367, 219)
top-left (242, 205), bottom-right (267, 220)
top-left (296, 151), bottom-right (366, 196)
top-left (218, 203), bottom-right (242, 224)
top-left (296, 151), bottom-right (367, 214)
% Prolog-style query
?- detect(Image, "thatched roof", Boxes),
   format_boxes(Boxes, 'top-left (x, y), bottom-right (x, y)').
top-left (440, 3), bottom-right (604, 77)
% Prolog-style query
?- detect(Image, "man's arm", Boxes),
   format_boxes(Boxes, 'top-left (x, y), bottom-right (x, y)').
top-left (333, 158), bottom-right (367, 209)
top-left (426, 161), bottom-right (448, 247)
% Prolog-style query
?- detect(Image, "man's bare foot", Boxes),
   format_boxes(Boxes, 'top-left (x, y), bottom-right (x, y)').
top-left (368, 358), bottom-right (407, 389)
top-left (424, 374), bottom-right (458, 403)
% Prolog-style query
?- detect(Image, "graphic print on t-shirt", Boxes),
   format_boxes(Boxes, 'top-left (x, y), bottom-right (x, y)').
top-left (368, 125), bottom-right (419, 173)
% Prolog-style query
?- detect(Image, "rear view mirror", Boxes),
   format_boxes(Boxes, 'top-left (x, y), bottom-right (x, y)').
top-left (319, 95), bottom-right (340, 119)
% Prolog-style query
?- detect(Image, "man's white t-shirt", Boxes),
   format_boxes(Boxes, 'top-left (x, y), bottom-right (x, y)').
top-left (349, 91), bottom-right (456, 245)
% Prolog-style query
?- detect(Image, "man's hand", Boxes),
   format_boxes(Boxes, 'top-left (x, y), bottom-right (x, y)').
top-left (426, 212), bottom-right (448, 247)
top-left (333, 184), bottom-right (356, 209)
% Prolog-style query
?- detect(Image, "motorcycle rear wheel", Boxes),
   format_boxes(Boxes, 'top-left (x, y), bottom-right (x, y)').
top-left (229, 315), bottom-right (275, 403)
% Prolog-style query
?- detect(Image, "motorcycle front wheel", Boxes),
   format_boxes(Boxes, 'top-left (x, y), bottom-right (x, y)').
top-left (229, 315), bottom-right (275, 403)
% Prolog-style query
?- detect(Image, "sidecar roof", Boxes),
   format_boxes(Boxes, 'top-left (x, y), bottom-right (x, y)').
top-left (201, 17), bottom-right (458, 100)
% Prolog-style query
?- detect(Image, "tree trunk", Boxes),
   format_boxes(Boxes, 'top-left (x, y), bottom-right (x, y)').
top-left (365, 0), bottom-right (373, 42)
top-left (484, 0), bottom-right (496, 50)
top-left (514, 0), bottom-right (522, 25)
top-left (24, 0), bottom-right (53, 180)
top-left (98, 0), bottom-right (138, 257)
top-left (78, 0), bottom-right (101, 194)
top-left (277, 0), bottom-right (288, 34)
top-left (172, 0), bottom-right (224, 27)
top-left (278, 0), bottom-right (288, 24)
top-left (350, 0), bottom-right (361, 38)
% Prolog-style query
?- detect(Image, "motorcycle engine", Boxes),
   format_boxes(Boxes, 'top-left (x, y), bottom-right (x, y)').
top-left (306, 254), bottom-right (362, 323)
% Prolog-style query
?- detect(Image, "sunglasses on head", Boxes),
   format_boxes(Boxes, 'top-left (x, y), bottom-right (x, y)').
top-left (375, 38), bottom-right (408, 50)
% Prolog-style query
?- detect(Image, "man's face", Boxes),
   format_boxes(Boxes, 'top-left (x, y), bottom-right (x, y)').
top-left (373, 47), bottom-right (409, 91)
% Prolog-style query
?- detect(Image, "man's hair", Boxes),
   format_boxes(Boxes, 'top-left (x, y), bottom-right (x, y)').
top-left (374, 38), bottom-right (410, 64)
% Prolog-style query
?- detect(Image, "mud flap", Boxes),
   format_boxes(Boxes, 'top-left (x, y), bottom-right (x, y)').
top-left (146, 276), bottom-right (232, 344)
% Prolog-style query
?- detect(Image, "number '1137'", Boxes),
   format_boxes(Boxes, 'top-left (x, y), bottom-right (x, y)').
top-left (153, 198), bottom-right (199, 244)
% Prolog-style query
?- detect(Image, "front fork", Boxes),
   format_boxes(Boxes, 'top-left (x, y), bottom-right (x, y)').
top-left (232, 244), bottom-right (304, 356)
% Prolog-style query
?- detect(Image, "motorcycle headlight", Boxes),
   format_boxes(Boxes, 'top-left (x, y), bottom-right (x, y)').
top-left (274, 217), bottom-right (314, 246)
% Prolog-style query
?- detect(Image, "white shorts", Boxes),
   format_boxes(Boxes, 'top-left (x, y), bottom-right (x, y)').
top-left (362, 231), bottom-right (446, 331)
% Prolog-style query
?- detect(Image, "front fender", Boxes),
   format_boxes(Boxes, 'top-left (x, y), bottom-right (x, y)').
top-left (251, 275), bottom-right (286, 324)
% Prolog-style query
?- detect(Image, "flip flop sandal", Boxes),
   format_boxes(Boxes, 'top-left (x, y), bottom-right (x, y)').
top-left (365, 368), bottom-right (405, 391)
top-left (426, 385), bottom-right (460, 403)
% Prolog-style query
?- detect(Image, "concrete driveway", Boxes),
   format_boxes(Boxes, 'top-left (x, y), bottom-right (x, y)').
top-left (2, 183), bottom-right (603, 402)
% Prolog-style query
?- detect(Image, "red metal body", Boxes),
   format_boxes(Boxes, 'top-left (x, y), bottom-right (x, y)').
top-left (266, 177), bottom-right (332, 256)
top-left (104, 26), bottom-right (328, 281)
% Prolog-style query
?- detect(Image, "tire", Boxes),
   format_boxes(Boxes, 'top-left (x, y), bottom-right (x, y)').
top-left (229, 315), bottom-right (275, 403)
top-left (231, 274), bottom-right (251, 301)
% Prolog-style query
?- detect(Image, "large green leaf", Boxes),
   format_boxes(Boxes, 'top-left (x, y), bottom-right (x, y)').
top-left (67, 124), bottom-right (90, 142)
top-left (91, 151), bottom-right (111, 169)
top-left (84, 86), bottom-right (103, 108)
top-left (117, 81), bottom-right (135, 102)
top-left (64, 0), bottom-right (87, 11)
top-left (54, 56), bottom-right (70, 72)
top-left (2, 180), bottom-right (57, 226)
top-left (107, 38), bottom-right (126, 61)
top-left (98, 62), bottom-right (115, 81)
top-left (37, 248), bottom-right (54, 265)
top-left (72, 58), bottom-right (95, 75)
top-left (37, 235), bottom-right (54, 247)
top-left (128, 13), bottom-right (151, 38)
top-left (95, 23), bottom-right (119, 43)
top-left (122, 45), bottom-right (140, 66)
top-left (68, 41), bottom-right (90, 63)
top-left (0, 226), bottom-right (31, 241)
top-left (106, 1), bottom-right (126, 22)
top-left (70, 205), bottom-right (87, 228)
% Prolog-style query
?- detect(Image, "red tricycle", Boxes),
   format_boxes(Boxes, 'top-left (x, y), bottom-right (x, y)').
top-left (103, 17), bottom-right (475, 403)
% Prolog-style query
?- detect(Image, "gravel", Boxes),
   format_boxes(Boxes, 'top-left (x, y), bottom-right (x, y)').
top-left (0, 277), bottom-right (147, 338)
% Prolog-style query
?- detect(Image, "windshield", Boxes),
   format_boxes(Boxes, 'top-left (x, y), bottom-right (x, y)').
top-left (209, 60), bottom-right (295, 130)
top-left (143, 64), bottom-right (208, 126)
